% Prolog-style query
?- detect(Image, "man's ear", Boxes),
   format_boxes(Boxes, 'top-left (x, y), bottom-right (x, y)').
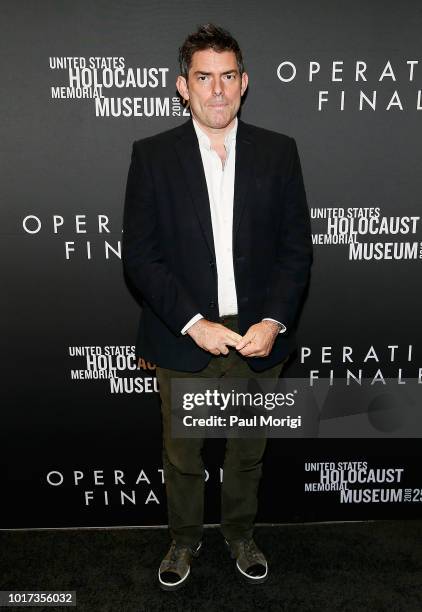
top-left (240, 72), bottom-right (249, 97)
top-left (176, 75), bottom-right (189, 103)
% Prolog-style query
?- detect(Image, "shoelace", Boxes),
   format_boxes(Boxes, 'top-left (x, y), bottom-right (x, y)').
top-left (238, 539), bottom-right (263, 564)
top-left (167, 541), bottom-right (192, 567)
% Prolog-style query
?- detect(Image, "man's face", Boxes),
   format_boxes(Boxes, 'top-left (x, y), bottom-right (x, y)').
top-left (176, 48), bottom-right (248, 131)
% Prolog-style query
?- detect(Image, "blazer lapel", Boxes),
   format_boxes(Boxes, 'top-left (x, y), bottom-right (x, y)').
top-left (174, 118), bottom-right (216, 260)
top-left (233, 119), bottom-right (255, 249)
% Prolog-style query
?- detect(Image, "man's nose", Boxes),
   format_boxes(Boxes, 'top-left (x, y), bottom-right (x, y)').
top-left (212, 78), bottom-right (223, 96)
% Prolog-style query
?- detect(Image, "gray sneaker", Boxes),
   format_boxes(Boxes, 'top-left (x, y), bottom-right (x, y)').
top-left (225, 537), bottom-right (268, 584)
top-left (158, 540), bottom-right (202, 591)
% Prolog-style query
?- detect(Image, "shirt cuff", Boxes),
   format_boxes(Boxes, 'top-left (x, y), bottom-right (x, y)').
top-left (181, 313), bottom-right (204, 335)
top-left (262, 318), bottom-right (286, 334)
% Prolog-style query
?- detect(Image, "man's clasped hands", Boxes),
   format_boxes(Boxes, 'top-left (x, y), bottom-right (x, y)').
top-left (187, 319), bottom-right (280, 358)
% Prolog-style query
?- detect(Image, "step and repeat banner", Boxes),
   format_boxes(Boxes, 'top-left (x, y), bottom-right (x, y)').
top-left (2, 0), bottom-right (422, 528)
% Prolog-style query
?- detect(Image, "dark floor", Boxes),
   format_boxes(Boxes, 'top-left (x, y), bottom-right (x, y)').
top-left (1, 521), bottom-right (422, 612)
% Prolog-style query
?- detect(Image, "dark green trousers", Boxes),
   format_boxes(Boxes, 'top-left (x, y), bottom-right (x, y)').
top-left (155, 315), bottom-right (287, 546)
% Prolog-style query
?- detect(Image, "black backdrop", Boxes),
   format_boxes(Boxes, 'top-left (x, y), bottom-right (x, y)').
top-left (2, 0), bottom-right (422, 529)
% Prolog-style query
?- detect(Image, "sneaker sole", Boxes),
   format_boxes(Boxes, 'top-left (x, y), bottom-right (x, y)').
top-left (236, 562), bottom-right (268, 584)
top-left (159, 566), bottom-right (190, 592)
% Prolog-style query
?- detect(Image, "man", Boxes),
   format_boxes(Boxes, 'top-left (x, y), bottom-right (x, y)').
top-left (122, 24), bottom-right (312, 590)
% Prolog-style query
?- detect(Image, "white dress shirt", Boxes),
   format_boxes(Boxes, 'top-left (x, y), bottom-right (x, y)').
top-left (181, 116), bottom-right (286, 336)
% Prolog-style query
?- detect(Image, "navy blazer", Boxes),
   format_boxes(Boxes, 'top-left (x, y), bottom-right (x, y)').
top-left (122, 117), bottom-right (312, 372)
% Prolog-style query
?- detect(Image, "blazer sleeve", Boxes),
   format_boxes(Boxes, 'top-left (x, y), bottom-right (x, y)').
top-left (262, 137), bottom-right (313, 331)
top-left (122, 141), bottom-right (201, 336)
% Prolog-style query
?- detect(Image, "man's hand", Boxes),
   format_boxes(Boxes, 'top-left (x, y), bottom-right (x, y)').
top-left (235, 320), bottom-right (280, 357)
top-left (187, 319), bottom-right (243, 355)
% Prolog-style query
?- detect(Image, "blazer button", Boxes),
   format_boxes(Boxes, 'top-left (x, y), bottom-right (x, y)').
top-left (209, 261), bottom-right (215, 268)
top-left (209, 301), bottom-right (216, 308)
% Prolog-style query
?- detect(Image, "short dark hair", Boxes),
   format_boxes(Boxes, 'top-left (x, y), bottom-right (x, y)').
top-left (178, 23), bottom-right (244, 79)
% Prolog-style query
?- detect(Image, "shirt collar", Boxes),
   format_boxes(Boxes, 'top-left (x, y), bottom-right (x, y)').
top-left (192, 115), bottom-right (238, 153)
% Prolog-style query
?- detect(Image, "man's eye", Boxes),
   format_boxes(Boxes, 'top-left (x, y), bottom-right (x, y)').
top-left (198, 75), bottom-right (208, 81)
